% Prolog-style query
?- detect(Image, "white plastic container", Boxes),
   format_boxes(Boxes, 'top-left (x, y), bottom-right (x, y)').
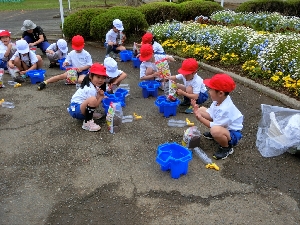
top-left (194, 147), bottom-right (212, 164)
top-left (2, 101), bottom-right (15, 108)
top-left (122, 115), bottom-right (133, 123)
top-left (8, 81), bottom-right (18, 86)
top-left (168, 119), bottom-right (187, 127)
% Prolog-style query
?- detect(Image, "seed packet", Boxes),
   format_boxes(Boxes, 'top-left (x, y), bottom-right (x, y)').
top-left (106, 102), bottom-right (123, 134)
top-left (65, 69), bottom-right (77, 84)
top-left (167, 80), bottom-right (178, 101)
top-left (155, 58), bottom-right (171, 79)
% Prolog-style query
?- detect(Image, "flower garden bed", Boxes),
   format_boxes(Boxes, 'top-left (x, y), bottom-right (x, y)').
top-left (148, 10), bottom-right (300, 100)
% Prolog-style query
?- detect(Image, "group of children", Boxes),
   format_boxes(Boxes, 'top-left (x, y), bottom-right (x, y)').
top-left (0, 18), bottom-right (244, 160)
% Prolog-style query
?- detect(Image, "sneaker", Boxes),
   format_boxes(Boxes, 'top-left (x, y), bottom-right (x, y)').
top-left (184, 106), bottom-right (193, 114)
top-left (213, 146), bottom-right (234, 160)
top-left (180, 98), bottom-right (191, 106)
top-left (38, 81), bottom-right (47, 90)
top-left (82, 120), bottom-right (101, 131)
top-left (14, 75), bottom-right (25, 83)
top-left (203, 132), bottom-right (214, 140)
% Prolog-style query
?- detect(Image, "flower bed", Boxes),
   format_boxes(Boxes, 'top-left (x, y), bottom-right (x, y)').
top-left (148, 11), bottom-right (300, 98)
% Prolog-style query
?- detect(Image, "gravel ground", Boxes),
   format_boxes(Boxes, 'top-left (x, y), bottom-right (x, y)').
top-left (0, 8), bottom-right (299, 225)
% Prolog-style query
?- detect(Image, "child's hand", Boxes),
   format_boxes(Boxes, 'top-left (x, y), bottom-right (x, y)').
top-left (152, 72), bottom-right (160, 78)
top-left (8, 62), bottom-right (14, 69)
top-left (97, 88), bottom-right (104, 97)
top-left (191, 99), bottom-right (199, 113)
top-left (176, 89), bottom-right (184, 96)
top-left (76, 67), bottom-right (82, 73)
top-left (63, 61), bottom-right (69, 67)
top-left (7, 43), bottom-right (12, 49)
top-left (167, 56), bottom-right (176, 62)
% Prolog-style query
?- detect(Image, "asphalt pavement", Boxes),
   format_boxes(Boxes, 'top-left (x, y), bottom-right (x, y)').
top-left (0, 9), bottom-right (299, 225)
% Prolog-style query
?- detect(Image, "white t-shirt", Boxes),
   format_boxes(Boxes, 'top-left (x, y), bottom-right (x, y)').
top-left (153, 41), bottom-right (164, 54)
top-left (105, 29), bottom-right (118, 44)
top-left (175, 73), bottom-right (207, 94)
top-left (46, 43), bottom-right (67, 58)
top-left (10, 50), bottom-right (38, 67)
top-left (70, 82), bottom-right (97, 104)
top-left (207, 95), bottom-right (243, 131)
top-left (140, 54), bottom-right (169, 80)
top-left (0, 41), bottom-right (7, 60)
top-left (65, 50), bottom-right (92, 68)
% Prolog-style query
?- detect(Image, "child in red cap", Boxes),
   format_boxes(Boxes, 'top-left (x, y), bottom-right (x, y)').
top-left (167, 58), bottom-right (208, 113)
top-left (0, 30), bottom-right (16, 71)
top-left (191, 73), bottom-right (243, 160)
top-left (136, 32), bottom-right (165, 56)
top-left (38, 35), bottom-right (92, 90)
top-left (139, 43), bottom-right (174, 80)
top-left (67, 63), bottom-right (108, 132)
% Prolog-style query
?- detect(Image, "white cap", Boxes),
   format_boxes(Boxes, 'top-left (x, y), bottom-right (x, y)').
top-left (113, 19), bottom-right (124, 31)
top-left (57, 39), bottom-right (68, 53)
top-left (104, 57), bottom-right (122, 78)
top-left (16, 40), bottom-right (29, 54)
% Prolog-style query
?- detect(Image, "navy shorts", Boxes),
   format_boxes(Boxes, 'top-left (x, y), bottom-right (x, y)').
top-left (0, 60), bottom-right (8, 70)
top-left (78, 70), bottom-right (89, 76)
top-left (228, 130), bottom-right (242, 146)
top-left (67, 102), bottom-right (85, 120)
top-left (104, 43), bottom-right (120, 53)
top-left (196, 91), bottom-right (208, 104)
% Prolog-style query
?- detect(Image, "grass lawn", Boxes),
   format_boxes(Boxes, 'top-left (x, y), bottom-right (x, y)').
top-left (0, 0), bottom-right (126, 11)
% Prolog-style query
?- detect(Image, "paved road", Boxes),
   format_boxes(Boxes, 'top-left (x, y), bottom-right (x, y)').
top-left (0, 9), bottom-right (299, 225)
top-left (0, 9), bottom-right (63, 40)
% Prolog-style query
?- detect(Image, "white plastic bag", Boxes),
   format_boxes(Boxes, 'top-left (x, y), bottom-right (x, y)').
top-left (256, 104), bottom-right (300, 157)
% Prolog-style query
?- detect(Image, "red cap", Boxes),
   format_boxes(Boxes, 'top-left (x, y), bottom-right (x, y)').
top-left (142, 32), bottom-right (153, 44)
top-left (139, 44), bottom-right (153, 61)
top-left (204, 73), bottom-right (236, 92)
top-left (89, 63), bottom-right (108, 77)
top-left (0, 30), bottom-right (11, 37)
top-left (178, 58), bottom-right (198, 75)
top-left (72, 35), bottom-right (84, 50)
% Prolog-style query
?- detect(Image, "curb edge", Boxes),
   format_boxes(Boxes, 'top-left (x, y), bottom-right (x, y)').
top-left (174, 56), bottom-right (300, 110)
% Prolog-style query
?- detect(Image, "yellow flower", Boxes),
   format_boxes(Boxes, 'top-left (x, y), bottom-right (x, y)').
top-left (270, 75), bottom-right (280, 82)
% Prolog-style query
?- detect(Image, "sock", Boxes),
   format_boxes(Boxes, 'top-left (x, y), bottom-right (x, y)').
top-left (106, 45), bottom-right (113, 55)
top-left (44, 81), bottom-right (47, 85)
top-left (85, 105), bottom-right (96, 123)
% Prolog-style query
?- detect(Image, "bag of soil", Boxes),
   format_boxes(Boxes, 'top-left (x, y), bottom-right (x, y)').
top-left (182, 126), bottom-right (201, 149)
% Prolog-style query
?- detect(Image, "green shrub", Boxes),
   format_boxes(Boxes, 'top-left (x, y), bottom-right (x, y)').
top-left (138, 2), bottom-right (181, 25)
top-left (177, 0), bottom-right (193, 3)
top-left (178, 0), bottom-right (224, 21)
top-left (285, 0), bottom-right (300, 17)
top-left (90, 8), bottom-right (148, 42)
top-left (236, 0), bottom-right (286, 14)
top-left (63, 8), bottom-right (107, 40)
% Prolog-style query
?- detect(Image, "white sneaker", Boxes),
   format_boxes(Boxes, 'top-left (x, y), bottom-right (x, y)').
top-left (82, 119), bottom-right (101, 131)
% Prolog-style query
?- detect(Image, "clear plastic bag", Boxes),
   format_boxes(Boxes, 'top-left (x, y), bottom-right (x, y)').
top-left (182, 126), bottom-right (201, 149)
top-left (256, 104), bottom-right (300, 157)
